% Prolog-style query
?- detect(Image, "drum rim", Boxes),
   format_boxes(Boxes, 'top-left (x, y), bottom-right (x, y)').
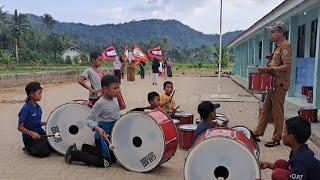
top-left (174, 112), bottom-right (194, 117)
top-left (45, 102), bottom-right (91, 155)
top-left (232, 126), bottom-right (260, 153)
top-left (178, 124), bottom-right (197, 131)
top-left (111, 111), bottom-right (167, 173)
top-left (184, 136), bottom-right (261, 179)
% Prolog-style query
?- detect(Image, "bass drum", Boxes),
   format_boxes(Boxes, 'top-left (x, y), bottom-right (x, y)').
top-left (111, 109), bottom-right (178, 172)
top-left (184, 128), bottom-right (260, 180)
top-left (46, 102), bottom-right (94, 155)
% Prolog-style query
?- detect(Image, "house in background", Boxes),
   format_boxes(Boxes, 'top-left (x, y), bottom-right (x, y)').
top-left (228, 0), bottom-right (320, 108)
top-left (62, 47), bottom-right (82, 61)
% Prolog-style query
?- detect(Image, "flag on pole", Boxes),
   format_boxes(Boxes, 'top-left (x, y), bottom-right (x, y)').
top-left (132, 44), bottom-right (149, 62)
top-left (102, 45), bottom-right (117, 61)
top-left (148, 45), bottom-right (163, 60)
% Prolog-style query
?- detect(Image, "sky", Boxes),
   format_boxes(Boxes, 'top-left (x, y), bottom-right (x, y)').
top-left (1, 0), bottom-right (284, 34)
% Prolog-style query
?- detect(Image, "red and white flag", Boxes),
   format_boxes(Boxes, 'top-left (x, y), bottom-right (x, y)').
top-left (124, 45), bottom-right (129, 59)
top-left (148, 45), bottom-right (163, 60)
top-left (132, 44), bottom-right (149, 62)
top-left (102, 45), bottom-right (117, 61)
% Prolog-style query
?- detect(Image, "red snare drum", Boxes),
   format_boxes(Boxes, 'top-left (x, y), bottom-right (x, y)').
top-left (178, 124), bottom-right (197, 150)
top-left (302, 86), bottom-right (313, 96)
top-left (174, 112), bottom-right (194, 125)
top-left (298, 107), bottom-right (318, 123)
top-left (248, 72), bottom-right (275, 94)
top-left (111, 109), bottom-right (178, 172)
top-left (259, 103), bottom-right (274, 123)
top-left (184, 128), bottom-right (260, 180)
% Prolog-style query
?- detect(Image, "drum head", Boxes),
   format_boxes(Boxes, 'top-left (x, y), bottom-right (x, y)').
top-left (46, 103), bottom-right (94, 155)
top-left (184, 137), bottom-right (260, 180)
top-left (173, 119), bottom-right (180, 125)
top-left (111, 112), bottom-right (165, 172)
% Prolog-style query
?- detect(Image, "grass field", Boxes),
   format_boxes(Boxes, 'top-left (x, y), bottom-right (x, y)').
top-left (0, 62), bottom-right (229, 74)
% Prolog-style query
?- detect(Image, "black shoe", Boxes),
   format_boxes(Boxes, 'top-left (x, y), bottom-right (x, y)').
top-left (254, 136), bottom-right (261, 142)
top-left (110, 151), bottom-right (117, 163)
top-left (265, 140), bottom-right (280, 147)
top-left (65, 143), bottom-right (76, 163)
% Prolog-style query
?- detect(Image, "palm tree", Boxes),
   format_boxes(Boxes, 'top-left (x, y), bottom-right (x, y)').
top-left (0, 6), bottom-right (8, 32)
top-left (0, 51), bottom-right (14, 69)
top-left (10, 9), bottom-right (30, 61)
top-left (40, 14), bottom-right (55, 34)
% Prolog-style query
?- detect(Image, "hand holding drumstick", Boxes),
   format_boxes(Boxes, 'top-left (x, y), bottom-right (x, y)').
top-left (95, 126), bottom-right (115, 151)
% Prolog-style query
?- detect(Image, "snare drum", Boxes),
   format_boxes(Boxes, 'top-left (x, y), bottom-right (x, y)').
top-left (248, 72), bottom-right (275, 94)
top-left (46, 102), bottom-right (95, 155)
top-left (111, 109), bottom-right (178, 172)
top-left (215, 116), bottom-right (229, 127)
top-left (174, 112), bottom-right (194, 125)
top-left (178, 124), bottom-right (197, 150)
top-left (185, 128), bottom-right (261, 180)
top-left (298, 107), bottom-right (318, 123)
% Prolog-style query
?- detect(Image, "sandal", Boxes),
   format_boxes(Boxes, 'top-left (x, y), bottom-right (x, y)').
top-left (253, 135), bottom-right (261, 142)
top-left (265, 140), bottom-right (280, 147)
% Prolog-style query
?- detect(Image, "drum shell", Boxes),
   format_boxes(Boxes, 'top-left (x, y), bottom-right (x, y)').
top-left (298, 107), bottom-right (318, 123)
top-left (248, 72), bottom-right (275, 94)
top-left (178, 125), bottom-right (197, 150)
top-left (174, 112), bottom-right (194, 125)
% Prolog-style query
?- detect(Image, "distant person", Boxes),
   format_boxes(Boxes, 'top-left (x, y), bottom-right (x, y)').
top-left (78, 51), bottom-right (104, 105)
top-left (139, 62), bottom-right (145, 79)
top-left (162, 60), bottom-right (167, 79)
top-left (120, 56), bottom-right (127, 80)
top-left (151, 58), bottom-right (160, 85)
top-left (167, 59), bottom-right (173, 78)
top-left (18, 82), bottom-right (52, 157)
top-left (113, 56), bottom-right (122, 83)
top-left (259, 116), bottom-right (320, 180)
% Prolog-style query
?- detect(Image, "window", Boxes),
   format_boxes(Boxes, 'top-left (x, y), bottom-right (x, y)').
top-left (269, 41), bottom-right (274, 53)
top-left (259, 41), bottom-right (262, 59)
top-left (310, 19), bottom-right (318, 57)
top-left (297, 24), bottom-right (306, 58)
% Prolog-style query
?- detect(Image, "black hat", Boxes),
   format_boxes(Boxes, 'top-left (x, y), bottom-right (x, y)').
top-left (25, 82), bottom-right (43, 101)
top-left (198, 101), bottom-right (220, 117)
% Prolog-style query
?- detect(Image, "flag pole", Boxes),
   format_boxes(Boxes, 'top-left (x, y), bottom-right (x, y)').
top-left (217, 0), bottom-right (223, 95)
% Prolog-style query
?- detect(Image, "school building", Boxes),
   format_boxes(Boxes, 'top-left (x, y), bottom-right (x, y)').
top-left (228, 0), bottom-right (320, 108)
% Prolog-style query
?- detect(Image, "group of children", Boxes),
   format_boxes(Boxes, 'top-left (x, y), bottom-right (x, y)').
top-left (17, 52), bottom-right (320, 179)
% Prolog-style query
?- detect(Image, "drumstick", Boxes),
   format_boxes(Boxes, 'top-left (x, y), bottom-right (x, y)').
top-left (41, 133), bottom-right (61, 138)
top-left (103, 134), bottom-right (115, 151)
top-left (170, 90), bottom-right (176, 100)
top-left (173, 105), bottom-right (180, 112)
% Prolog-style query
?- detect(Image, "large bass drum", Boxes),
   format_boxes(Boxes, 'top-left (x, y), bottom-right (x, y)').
top-left (111, 109), bottom-right (178, 172)
top-left (46, 102), bottom-right (94, 155)
top-left (184, 128), bottom-right (260, 180)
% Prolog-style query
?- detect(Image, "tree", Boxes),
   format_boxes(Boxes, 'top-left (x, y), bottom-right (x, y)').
top-left (40, 14), bottom-right (55, 34)
top-left (212, 46), bottom-right (231, 68)
top-left (0, 6), bottom-right (8, 32)
top-left (10, 9), bottom-right (30, 62)
top-left (0, 50), bottom-right (14, 69)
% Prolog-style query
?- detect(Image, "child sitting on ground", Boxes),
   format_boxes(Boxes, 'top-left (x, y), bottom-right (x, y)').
top-left (193, 101), bottom-right (220, 142)
top-left (160, 81), bottom-right (176, 115)
top-left (18, 82), bottom-right (51, 157)
top-left (259, 116), bottom-right (320, 180)
top-left (65, 75), bottom-right (121, 167)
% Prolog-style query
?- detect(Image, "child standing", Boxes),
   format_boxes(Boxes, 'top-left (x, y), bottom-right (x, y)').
top-left (160, 81), bottom-right (176, 115)
top-left (193, 101), bottom-right (220, 141)
top-left (259, 116), bottom-right (320, 180)
top-left (65, 75), bottom-right (121, 167)
top-left (18, 82), bottom-right (51, 157)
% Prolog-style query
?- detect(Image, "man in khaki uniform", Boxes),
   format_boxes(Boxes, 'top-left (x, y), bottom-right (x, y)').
top-left (254, 21), bottom-right (292, 147)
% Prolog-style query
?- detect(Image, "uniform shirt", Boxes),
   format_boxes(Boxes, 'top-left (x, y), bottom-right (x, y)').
top-left (289, 144), bottom-right (320, 180)
top-left (270, 40), bottom-right (292, 89)
top-left (160, 93), bottom-right (176, 113)
top-left (193, 121), bottom-right (215, 142)
top-left (81, 68), bottom-right (104, 99)
top-left (18, 102), bottom-right (44, 141)
top-left (87, 96), bottom-right (121, 130)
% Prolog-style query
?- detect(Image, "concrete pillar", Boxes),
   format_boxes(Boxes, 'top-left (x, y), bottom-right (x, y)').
top-left (313, 9), bottom-right (320, 107)
top-left (288, 15), bottom-right (299, 97)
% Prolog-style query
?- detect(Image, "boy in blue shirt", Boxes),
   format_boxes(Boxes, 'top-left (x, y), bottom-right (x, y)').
top-left (18, 82), bottom-right (51, 157)
top-left (193, 101), bottom-right (220, 142)
top-left (259, 116), bottom-right (320, 180)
